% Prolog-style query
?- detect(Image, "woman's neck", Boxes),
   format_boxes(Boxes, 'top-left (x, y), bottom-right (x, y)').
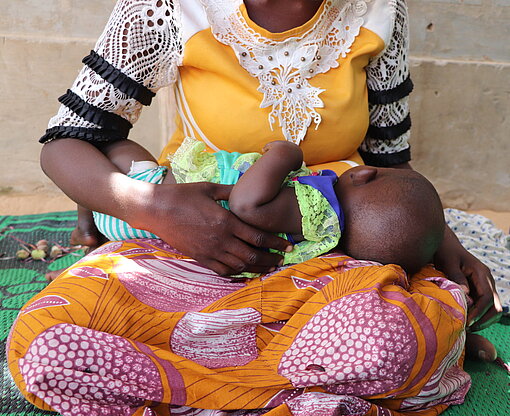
top-left (243, 0), bottom-right (324, 33)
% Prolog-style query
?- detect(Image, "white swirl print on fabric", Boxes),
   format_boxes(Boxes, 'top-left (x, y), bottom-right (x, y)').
top-left (88, 241), bottom-right (124, 256)
top-left (400, 333), bottom-right (471, 410)
top-left (145, 407), bottom-right (264, 416)
top-left (49, 0), bottom-right (183, 130)
top-left (116, 257), bottom-right (247, 312)
top-left (286, 392), bottom-right (372, 416)
top-left (201, 0), bottom-right (371, 144)
top-left (278, 291), bottom-right (417, 396)
top-left (291, 275), bottom-right (334, 291)
top-left (19, 324), bottom-right (166, 416)
top-left (170, 308), bottom-right (261, 368)
top-left (21, 296), bottom-right (71, 315)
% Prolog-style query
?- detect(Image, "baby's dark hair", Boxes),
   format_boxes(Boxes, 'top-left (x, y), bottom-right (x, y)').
top-left (339, 171), bottom-right (445, 275)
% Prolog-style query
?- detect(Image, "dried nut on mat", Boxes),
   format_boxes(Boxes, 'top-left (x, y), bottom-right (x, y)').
top-left (16, 249), bottom-right (30, 260)
top-left (31, 249), bottom-right (47, 260)
top-left (35, 239), bottom-right (49, 253)
top-left (50, 245), bottom-right (63, 259)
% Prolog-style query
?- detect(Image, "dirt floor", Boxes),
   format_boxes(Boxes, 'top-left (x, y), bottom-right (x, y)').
top-left (1, 192), bottom-right (509, 233)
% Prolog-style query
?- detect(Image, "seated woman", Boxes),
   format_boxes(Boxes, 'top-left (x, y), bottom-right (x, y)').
top-left (8, 0), bottom-right (501, 415)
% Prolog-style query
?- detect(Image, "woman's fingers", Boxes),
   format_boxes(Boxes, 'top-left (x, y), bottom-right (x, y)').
top-left (435, 251), bottom-right (470, 294)
top-left (208, 183), bottom-right (233, 202)
top-left (469, 302), bottom-right (502, 332)
top-left (434, 226), bottom-right (502, 331)
top-left (444, 268), bottom-right (470, 296)
top-left (225, 242), bottom-right (282, 271)
top-left (441, 259), bottom-right (501, 331)
top-left (232, 219), bottom-right (292, 253)
top-left (199, 258), bottom-right (239, 277)
top-left (209, 182), bottom-right (292, 264)
top-left (205, 250), bottom-right (278, 276)
top-left (464, 263), bottom-right (503, 330)
top-left (196, 235), bottom-right (283, 275)
top-left (221, 217), bottom-right (287, 272)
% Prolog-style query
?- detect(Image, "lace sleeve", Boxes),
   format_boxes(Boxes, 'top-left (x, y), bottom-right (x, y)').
top-left (40, 0), bottom-right (183, 144)
top-left (360, 0), bottom-right (413, 166)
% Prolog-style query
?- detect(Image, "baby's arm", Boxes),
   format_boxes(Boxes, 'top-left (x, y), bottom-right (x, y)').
top-left (99, 140), bottom-right (176, 184)
top-left (100, 140), bottom-right (157, 174)
top-left (229, 141), bottom-right (303, 235)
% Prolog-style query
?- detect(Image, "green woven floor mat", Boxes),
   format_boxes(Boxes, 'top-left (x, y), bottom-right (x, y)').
top-left (0, 211), bottom-right (83, 416)
top-left (443, 317), bottom-right (510, 416)
top-left (0, 212), bottom-right (509, 415)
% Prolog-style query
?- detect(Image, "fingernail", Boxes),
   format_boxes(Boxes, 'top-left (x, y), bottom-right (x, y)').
top-left (285, 245), bottom-right (293, 253)
top-left (278, 259), bottom-right (284, 267)
top-left (478, 350), bottom-right (487, 361)
top-left (268, 267), bottom-right (276, 272)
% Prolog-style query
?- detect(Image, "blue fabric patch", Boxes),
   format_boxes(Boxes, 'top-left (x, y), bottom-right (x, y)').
top-left (296, 169), bottom-right (345, 232)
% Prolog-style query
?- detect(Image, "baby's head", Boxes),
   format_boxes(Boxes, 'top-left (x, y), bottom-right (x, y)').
top-left (335, 166), bottom-right (445, 274)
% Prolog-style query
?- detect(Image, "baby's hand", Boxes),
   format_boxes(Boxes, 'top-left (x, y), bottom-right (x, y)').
top-left (262, 140), bottom-right (299, 154)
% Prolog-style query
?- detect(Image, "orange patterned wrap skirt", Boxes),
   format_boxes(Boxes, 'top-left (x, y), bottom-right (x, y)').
top-left (8, 239), bottom-right (470, 416)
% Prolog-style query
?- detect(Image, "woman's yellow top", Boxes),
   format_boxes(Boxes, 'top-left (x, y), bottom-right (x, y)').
top-left (41, 0), bottom-right (414, 175)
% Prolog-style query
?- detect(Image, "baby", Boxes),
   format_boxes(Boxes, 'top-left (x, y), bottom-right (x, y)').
top-left (94, 138), bottom-right (445, 276)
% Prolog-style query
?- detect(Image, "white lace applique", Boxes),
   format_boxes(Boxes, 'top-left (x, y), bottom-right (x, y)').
top-left (201, 0), bottom-right (370, 145)
top-left (49, 0), bottom-right (183, 130)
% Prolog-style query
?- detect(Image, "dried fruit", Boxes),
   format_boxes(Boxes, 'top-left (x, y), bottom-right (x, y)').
top-left (16, 249), bottom-right (30, 260)
top-left (50, 245), bottom-right (63, 259)
top-left (31, 249), bottom-right (47, 260)
top-left (35, 239), bottom-right (49, 253)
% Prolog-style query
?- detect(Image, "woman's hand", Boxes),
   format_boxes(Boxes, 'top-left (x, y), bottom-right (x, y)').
top-left (434, 226), bottom-right (503, 331)
top-left (132, 181), bottom-right (292, 276)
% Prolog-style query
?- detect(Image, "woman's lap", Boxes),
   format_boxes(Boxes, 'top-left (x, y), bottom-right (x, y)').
top-left (8, 239), bottom-right (470, 416)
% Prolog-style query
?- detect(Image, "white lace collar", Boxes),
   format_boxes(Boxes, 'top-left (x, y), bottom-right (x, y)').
top-left (200, 0), bottom-right (371, 144)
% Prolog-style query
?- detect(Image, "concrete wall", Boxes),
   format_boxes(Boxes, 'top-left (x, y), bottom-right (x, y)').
top-left (0, 0), bottom-right (508, 211)
top-left (407, 0), bottom-right (510, 211)
top-left (0, 0), bottom-right (169, 198)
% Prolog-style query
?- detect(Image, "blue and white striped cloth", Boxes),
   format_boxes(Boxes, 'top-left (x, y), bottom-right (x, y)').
top-left (93, 161), bottom-right (167, 241)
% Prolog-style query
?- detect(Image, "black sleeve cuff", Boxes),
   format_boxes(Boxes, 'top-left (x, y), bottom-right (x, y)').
top-left (39, 126), bottom-right (126, 144)
top-left (368, 76), bottom-right (414, 105)
top-left (58, 89), bottom-right (132, 137)
top-left (367, 113), bottom-right (411, 141)
top-left (359, 147), bottom-right (411, 167)
top-left (83, 51), bottom-right (156, 106)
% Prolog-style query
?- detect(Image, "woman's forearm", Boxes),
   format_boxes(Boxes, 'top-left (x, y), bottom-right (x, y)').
top-left (40, 139), bottom-right (153, 226)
